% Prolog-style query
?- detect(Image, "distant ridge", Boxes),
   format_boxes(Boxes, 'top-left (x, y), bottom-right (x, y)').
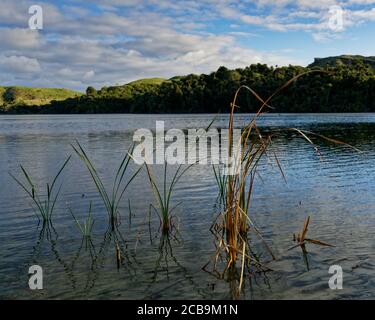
top-left (127, 78), bottom-right (168, 86)
top-left (2, 55), bottom-right (375, 114)
top-left (308, 55), bottom-right (375, 69)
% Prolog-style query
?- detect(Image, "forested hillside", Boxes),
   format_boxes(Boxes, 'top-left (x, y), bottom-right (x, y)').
top-left (2, 58), bottom-right (375, 114)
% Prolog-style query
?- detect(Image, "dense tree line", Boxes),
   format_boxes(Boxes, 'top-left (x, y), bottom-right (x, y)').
top-left (2, 61), bottom-right (375, 114)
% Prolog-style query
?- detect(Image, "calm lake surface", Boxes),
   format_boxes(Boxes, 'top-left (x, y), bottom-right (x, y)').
top-left (0, 113), bottom-right (374, 300)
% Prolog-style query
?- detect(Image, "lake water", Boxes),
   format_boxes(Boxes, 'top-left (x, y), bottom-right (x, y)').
top-left (0, 113), bottom-right (374, 300)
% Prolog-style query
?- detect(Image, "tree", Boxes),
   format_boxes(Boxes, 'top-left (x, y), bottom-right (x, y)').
top-left (86, 86), bottom-right (97, 97)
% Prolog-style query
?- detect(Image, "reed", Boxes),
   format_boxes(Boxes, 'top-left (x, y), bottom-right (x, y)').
top-left (209, 70), bottom-right (351, 291)
top-left (211, 84), bottom-right (277, 278)
top-left (72, 141), bottom-right (141, 230)
top-left (289, 216), bottom-right (334, 251)
top-left (145, 161), bottom-right (192, 233)
top-left (145, 117), bottom-right (216, 234)
top-left (9, 156), bottom-right (71, 222)
top-left (213, 164), bottom-right (228, 206)
top-left (69, 202), bottom-right (95, 237)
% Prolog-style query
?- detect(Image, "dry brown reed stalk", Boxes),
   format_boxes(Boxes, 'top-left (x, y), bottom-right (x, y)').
top-left (289, 216), bottom-right (335, 252)
top-left (116, 241), bottom-right (122, 269)
top-left (207, 70), bottom-right (350, 294)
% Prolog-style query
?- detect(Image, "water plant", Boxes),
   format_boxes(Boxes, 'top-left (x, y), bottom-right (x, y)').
top-left (69, 202), bottom-right (95, 237)
top-left (145, 161), bottom-right (192, 233)
top-left (287, 216), bottom-right (334, 270)
top-left (289, 216), bottom-right (334, 251)
top-left (212, 164), bottom-right (228, 206)
top-left (208, 71), bottom-right (353, 293)
top-left (9, 156), bottom-right (71, 222)
top-left (145, 117), bottom-right (217, 234)
top-left (209, 84), bottom-right (279, 280)
top-left (72, 141), bottom-right (141, 230)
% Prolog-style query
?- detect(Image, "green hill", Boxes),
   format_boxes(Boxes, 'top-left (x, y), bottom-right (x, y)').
top-left (86, 78), bottom-right (169, 104)
top-left (0, 86), bottom-right (82, 108)
top-left (127, 78), bottom-right (169, 86)
top-left (308, 55), bottom-right (375, 69)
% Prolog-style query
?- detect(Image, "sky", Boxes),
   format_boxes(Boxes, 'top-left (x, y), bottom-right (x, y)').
top-left (0, 0), bottom-right (375, 91)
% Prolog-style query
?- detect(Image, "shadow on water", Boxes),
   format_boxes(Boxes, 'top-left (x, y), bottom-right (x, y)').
top-left (30, 220), bottom-right (140, 295)
top-left (143, 232), bottom-right (206, 299)
top-left (69, 236), bottom-right (98, 291)
top-left (31, 221), bottom-right (76, 288)
top-left (301, 245), bottom-right (310, 271)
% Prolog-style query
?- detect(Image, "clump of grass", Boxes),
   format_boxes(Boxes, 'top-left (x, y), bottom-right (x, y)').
top-left (69, 202), bottom-right (95, 237)
top-left (145, 162), bottom-right (191, 233)
top-left (210, 84), bottom-right (278, 279)
top-left (145, 118), bottom-right (216, 234)
top-left (208, 70), bottom-right (354, 294)
top-left (9, 156), bottom-right (71, 222)
top-left (72, 141), bottom-right (141, 230)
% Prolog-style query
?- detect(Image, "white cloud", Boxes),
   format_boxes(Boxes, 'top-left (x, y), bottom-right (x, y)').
top-left (0, 55), bottom-right (41, 73)
top-left (83, 70), bottom-right (95, 80)
top-left (0, 0), bottom-right (373, 90)
top-left (0, 28), bottom-right (41, 49)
